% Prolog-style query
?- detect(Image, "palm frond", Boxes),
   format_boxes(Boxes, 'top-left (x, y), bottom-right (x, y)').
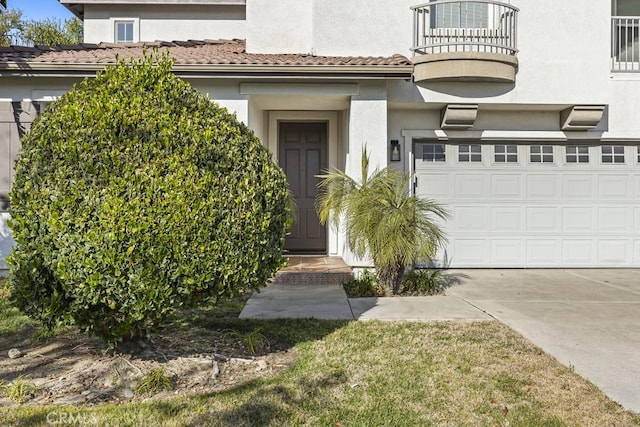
top-left (315, 147), bottom-right (450, 293)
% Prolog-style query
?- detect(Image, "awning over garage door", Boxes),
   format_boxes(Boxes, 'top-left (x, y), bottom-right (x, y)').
top-left (414, 141), bottom-right (640, 268)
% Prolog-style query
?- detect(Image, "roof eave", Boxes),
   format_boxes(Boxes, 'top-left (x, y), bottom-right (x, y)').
top-left (0, 62), bottom-right (414, 79)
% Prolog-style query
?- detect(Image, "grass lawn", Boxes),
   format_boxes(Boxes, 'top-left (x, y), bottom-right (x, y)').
top-left (1, 279), bottom-right (639, 426)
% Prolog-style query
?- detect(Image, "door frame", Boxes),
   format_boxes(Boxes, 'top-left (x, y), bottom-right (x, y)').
top-left (268, 111), bottom-right (339, 255)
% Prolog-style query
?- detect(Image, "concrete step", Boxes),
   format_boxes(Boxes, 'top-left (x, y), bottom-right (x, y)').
top-left (272, 271), bottom-right (353, 285)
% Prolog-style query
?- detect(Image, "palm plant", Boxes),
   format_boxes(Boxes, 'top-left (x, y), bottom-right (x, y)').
top-left (316, 148), bottom-right (450, 295)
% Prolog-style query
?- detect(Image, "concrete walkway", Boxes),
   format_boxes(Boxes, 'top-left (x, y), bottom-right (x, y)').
top-left (240, 269), bottom-right (640, 413)
top-left (239, 283), bottom-right (491, 321)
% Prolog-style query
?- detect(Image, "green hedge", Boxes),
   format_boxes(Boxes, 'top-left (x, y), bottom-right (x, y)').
top-left (8, 53), bottom-right (292, 344)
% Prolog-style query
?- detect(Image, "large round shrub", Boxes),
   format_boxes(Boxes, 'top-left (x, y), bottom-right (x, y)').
top-left (8, 54), bottom-right (291, 344)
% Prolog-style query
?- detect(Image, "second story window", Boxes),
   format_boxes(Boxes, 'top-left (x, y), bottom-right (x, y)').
top-left (431, 1), bottom-right (488, 29)
top-left (612, 0), bottom-right (640, 72)
top-left (115, 21), bottom-right (134, 43)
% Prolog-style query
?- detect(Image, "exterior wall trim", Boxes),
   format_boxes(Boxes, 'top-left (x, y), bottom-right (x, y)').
top-left (240, 83), bottom-right (359, 96)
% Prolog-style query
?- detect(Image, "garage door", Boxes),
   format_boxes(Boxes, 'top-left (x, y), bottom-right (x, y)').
top-left (414, 141), bottom-right (640, 267)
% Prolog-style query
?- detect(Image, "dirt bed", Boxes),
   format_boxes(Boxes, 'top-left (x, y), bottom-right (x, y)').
top-left (0, 325), bottom-right (296, 406)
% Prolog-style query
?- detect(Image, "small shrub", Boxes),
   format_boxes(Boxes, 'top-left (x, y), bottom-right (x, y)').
top-left (317, 148), bottom-right (449, 295)
top-left (8, 52), bottom-right (292, 345)
top-left (135, 368), bottom-right (174, 396)
top-left (401, 269), bottom-right (447, 296)
top-left (2, 376), bottom-right (38, 403)
top-left (227, 327), bottom-right (270, 355)
top-left (343, 270), bottom-right (385, 297)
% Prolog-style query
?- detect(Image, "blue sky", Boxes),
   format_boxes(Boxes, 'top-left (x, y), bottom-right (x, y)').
top-left (9, 0), bottom-right (75, 21)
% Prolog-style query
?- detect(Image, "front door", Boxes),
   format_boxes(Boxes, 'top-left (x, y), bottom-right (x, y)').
top-left (279, 122), bottom-right (327, 253)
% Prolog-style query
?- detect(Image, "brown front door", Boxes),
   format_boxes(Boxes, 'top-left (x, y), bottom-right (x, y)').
top-left (279, 122), bottom-right (328, 253)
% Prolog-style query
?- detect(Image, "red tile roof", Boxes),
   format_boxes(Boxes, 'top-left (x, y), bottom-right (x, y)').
top-left (0, 39), bottom-right (412, 70)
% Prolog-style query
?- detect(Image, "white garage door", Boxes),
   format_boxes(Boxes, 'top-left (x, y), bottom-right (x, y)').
top-left (414, 142), bottom-right (640, 267)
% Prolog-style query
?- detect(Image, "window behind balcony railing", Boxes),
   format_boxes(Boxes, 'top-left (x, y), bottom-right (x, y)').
top-left (431, 0), bottom-right (488, 28)
top-left (412, 0), bottom-right (518, 56)
top-left (612, 17), bottom-right (639, 72)
top-left (612, 1), bottom-right (640, 72)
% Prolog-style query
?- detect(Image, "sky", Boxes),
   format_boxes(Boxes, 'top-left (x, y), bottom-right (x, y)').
top-left (8, 0), bottom-right (75, 21)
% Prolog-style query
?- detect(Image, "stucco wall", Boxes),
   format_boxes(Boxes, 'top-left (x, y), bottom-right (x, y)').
top-left (246, 0), bottom-right (412, 56)
top-left (245, 0), bottom-right (313, 54)
top-left (83, 4), bottom-right (246, 43)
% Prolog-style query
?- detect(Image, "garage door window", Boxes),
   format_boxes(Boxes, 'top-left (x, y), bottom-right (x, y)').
top-left (566, 146), bottom-right (589, 163)
top-left (602, 146), bottom-right (625, 164)
top-left (458, 144), bottom-right (481, 162)
top-left (530, 145), bottom-right (554, 163)
top-left (637, 146), bottom-right (640, 163)
top-left (422, 144), bottom-right (446, 162)
top-left (494, 145), bottom-right (518, 163)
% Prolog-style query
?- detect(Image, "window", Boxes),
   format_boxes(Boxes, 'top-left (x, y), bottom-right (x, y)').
top-left (115, 21), bottom-right (134, 43)
top-left (431, 0), bottom-right (488, 29)
top-left (530, 145), bottom-right (554, 163)
top-left (602, 145), bottom-right (625, 164)
top-left (612, 1), bottom-right (640, 71)
top-left (458, 144), bottom-right (481, 162)
top-left (637, 145), bottom-right (640, 163)
top-left (422, 144), bottom-right (445, 162)
top-left (566, 146), bottom-right (589, 163)
top-left (494, 145), bottom-right (518, 163)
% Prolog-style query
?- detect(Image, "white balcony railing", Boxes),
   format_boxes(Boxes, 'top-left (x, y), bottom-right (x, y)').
top-left (612, 16), bottom-right (640, 72)
top-left (411, 0), bottom-right (518, 56)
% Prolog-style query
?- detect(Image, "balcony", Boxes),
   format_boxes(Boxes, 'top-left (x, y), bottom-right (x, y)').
top-left (612, 16), bottom-right (640, 72)
top-left (411, 0), bottom-right (519, 83)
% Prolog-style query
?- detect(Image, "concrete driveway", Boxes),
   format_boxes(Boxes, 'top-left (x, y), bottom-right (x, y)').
top-left (446, 269), bottom-right (640, 413)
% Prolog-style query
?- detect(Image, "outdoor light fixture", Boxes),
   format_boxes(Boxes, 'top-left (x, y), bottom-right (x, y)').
top-left (390, 140), bottom-right (401, 161)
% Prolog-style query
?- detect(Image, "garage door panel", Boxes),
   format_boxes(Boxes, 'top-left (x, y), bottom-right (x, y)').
top-left (526, 175), bottom-right (558, 199)
top-left (453, 239), bottom-right (488, 265)
top-left (634, 208), bottom-right (640, 232)
top-left (417, 173), bottom-right (450, 199)
top-left (562, 240), bottom-right (595, 264)
top-left (490, 240), bottom-right (524, 265)
top-left (563, 175), bottom-right (594, 200)
top-left (490, 174), bottom-right (522, 199)
top-left (634, 241), bottom-right (640, 264)
top-left (598, 207), bottom-right (629, 232)
top-left (454, 174), bottom-right (486, 199)
top-left (598, 175), bottom-right (629, 199)
top-left (526, 207), bottom-right (559, 232)
top-left (454, 206), bottom-right (487, 232)
top-left (562, 207), bottom-right (594, 231)
top-left (490, 207), bottom-right (522, 231)
top-left (634, 176), bottom-right (640, 198)
top-left (597, 240), bottom-right (629, 264)
top-left (526, 240), bottom-right (560, 265)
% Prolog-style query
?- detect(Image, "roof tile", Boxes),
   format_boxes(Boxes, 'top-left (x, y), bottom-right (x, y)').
top-left (0, 39), bottom-right (412, 68)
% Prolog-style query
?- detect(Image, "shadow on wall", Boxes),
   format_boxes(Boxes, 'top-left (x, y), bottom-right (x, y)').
top-left (393, 79), bottom-right (516, 102)
top-left (416, 81), bottom-right (516, 98)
